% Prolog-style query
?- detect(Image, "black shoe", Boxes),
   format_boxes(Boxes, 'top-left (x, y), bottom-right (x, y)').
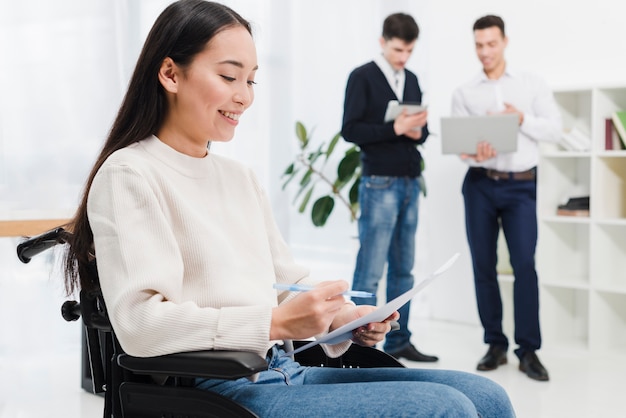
top-left (477, 345), bottom-right (508, 371)
top-left (519, 351), bottom-right (549, 381)
top-left (386, 344), bottom-right (439, 362)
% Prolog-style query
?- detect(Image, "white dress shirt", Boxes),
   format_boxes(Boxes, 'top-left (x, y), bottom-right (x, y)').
top-left (451, 66), bottom-right (562, 172)
top-left (374, 53), bottom-right (405, 101)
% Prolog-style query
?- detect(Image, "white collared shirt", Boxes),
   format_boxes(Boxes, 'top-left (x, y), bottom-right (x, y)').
top-left (374, 53), bottom-right (405, 101)
top-left (451, 66), bottom-right (562, 172)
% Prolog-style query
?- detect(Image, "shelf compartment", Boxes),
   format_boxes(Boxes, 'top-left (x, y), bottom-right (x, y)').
top-left (593, 156), bottom-right (626, 219)
top-left (538, 221), bottom-right (589, 287)
top-left (591, 223), bottom-right (626, 292)
top-left (589, 291), bottom-right (626, 354)
top-left (538, 156), bottom-right (590, 219)
top-left (541, 286), bottom-right (589, 350)
top-left (594, 88), bottom-right (626, 152)
top-left (554, 90), bottom-right (592, 135)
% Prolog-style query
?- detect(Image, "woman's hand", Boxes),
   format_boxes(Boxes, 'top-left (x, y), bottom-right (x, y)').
top-left (270, 281), bottom-right (349, 340)
top-left (331, 304), bottom-right (400, 347)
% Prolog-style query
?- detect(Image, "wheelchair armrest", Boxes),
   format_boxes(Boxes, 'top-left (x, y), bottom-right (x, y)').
top-left (293, 340), bottom-right (404, 368)
top-left (117, 350), bottom-right (268, 380)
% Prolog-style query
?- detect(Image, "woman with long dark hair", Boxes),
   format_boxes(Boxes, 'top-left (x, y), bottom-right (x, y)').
top-left (63, 1), bottom-right (515, 416)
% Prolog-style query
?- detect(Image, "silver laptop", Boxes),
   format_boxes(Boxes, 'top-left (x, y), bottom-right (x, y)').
top-left (440, 114), bottom-right (518, 154)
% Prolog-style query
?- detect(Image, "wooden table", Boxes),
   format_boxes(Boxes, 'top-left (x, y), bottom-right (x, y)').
top-left (0, 219), bottom-right (70, 237)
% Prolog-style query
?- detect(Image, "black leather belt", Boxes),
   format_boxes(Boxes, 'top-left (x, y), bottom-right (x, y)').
top-left (471, 167), bottom-right (536, 181)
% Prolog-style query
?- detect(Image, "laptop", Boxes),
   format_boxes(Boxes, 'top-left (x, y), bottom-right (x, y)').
top-left (440, 114), bottom-right (519, 154)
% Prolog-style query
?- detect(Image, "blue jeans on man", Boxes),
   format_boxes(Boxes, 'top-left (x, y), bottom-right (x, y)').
top-left (351, 175), bottom-right (420, 354)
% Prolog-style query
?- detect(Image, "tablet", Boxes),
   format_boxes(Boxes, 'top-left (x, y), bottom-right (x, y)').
top-left (384, 101), bottom-right (427, 122)
top-left (440, 114), bottom-right (519, 154)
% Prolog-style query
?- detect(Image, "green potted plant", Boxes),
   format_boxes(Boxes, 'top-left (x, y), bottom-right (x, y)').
top-left (282, 121), bottom-right (427, 227)
top-left (281, 121), bottom-right (360, 227)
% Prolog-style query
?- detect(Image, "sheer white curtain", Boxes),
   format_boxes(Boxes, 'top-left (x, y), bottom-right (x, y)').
top-left (0, 0), bottom-right (285, 217)
top-left (0, 1), bottom-right (123, 218)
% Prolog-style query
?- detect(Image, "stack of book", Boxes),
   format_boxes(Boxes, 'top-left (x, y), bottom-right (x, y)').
top-left (557, 196), bottom-right (590, 217)
top-left (560, 126), bottom-right (591, 151)
top-left (605, 110), bottom-right (626, 150)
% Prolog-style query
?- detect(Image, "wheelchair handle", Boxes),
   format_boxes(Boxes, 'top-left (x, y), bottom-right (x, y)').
top-left (16, 227), bottom-right (68, 263)
top-left (61, 300), bottom-right (81, 322)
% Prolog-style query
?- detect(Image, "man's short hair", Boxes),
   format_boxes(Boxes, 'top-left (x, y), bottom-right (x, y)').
top-left (473, 15), bottom-right (505, 37)
top-left (382, 13), bottom-right (419, 42)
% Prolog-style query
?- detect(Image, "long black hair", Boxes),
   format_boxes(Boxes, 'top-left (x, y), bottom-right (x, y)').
top-left (63, 0), bottom-right (251, 294)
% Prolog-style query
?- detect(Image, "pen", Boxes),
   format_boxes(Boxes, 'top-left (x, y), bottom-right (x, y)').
top-left (273, 283), bottom-right (375, 298)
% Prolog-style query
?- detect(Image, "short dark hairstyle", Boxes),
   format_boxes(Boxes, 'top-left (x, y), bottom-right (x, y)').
top-left (473, 15), bottom-right (505, 37)
top-left (382, 13), bottom-right (419, 42)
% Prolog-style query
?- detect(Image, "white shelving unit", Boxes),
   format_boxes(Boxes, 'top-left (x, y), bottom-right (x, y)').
top-left (537, 85), bottom-right (626, 355)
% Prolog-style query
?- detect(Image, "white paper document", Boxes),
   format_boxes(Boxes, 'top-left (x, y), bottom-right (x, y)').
top-left (282, 252), bottom-right (460, 357)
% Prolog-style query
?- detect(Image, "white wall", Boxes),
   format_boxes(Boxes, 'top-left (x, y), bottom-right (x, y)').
top-left (2, 0), bottom-right (626, 327)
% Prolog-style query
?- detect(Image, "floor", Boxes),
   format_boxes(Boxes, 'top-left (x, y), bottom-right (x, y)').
top-left (2, 241), bottom-right (625, 418)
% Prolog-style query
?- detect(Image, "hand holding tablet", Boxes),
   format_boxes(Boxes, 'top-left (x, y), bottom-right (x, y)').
top-left (384, 100), bottom-right (427, 122)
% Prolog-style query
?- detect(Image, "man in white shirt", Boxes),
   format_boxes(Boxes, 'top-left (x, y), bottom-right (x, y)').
top-left (451, 14), bottom-right (561, 381)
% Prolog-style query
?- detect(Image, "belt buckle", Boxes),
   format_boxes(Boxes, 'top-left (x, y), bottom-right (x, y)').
top-left (488, 169), bottom-right (501, 181)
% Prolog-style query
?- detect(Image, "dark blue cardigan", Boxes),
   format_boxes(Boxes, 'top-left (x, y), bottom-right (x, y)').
top-left (341, 61), bottom-right (428, 177)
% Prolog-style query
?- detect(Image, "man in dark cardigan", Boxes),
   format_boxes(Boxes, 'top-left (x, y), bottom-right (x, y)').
top-left (341, 13), bottom-right (437, 362)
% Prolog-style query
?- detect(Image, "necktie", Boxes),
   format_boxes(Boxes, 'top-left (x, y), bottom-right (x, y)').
top-left (394, 72), bottom-right (402, 100)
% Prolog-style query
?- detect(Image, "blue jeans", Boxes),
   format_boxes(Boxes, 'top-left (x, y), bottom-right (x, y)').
top-left (462, 169), bottom-right (541, 359)
top-left (196, 345), bottom-right (516, 417)
top-left (352, 176), bottom-right (420, 353)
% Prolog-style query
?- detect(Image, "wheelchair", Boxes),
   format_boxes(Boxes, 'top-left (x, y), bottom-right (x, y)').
top-left (17, 228), bottom-right (403, 418)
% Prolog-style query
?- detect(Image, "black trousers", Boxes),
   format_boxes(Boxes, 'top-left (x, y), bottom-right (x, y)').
top-left (462, 168), bottom-right (541, 359)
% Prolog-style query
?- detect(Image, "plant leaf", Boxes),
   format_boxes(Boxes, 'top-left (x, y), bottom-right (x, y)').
top-left (307, 144), bottom-right (324, 165)
top-left (282, 163), bottom-right (294, 176)
top-left (299, 169), bottom-right (313, 186)
top-left (325, 132), bottom-right (342, 160)
top-left (292, 170), bottom-right (314, 203)
top-left (337, 149), bottom-right (361, 182)
top-left (418, 176), bottom-right (427, 198)
top-left (311, 196), bottom-right (334, 227)
top-left (350, 201), bottom-right (359, 219)
top-left (281, 168), bottom-right (299, 190)
top-left (349, 176), bottom-right (360, 205)
top-left (298, 187), bottom-right (314, 213)
top-left (332, 177), bottom-right (348, 192)
top-left (296, 121), bottom-right (308, 148)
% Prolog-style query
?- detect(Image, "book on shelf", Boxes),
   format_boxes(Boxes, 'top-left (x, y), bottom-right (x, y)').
top-left (611, 110), bottom-right (626, 150)
top-left (605, 118), bottom-right (623, 150)
top-left (559, 126), bottom-right (591, 151)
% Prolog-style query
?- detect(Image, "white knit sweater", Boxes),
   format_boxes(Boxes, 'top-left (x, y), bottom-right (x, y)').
top-left (88, 136), bottom-right (350, 359)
